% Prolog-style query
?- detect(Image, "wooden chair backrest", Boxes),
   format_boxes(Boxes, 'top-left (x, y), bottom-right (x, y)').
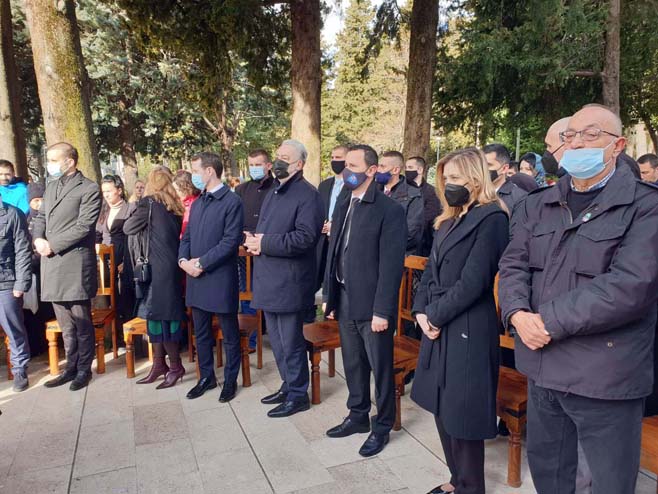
top-left (96, 244), bottom-right (116, 308)
top-left (495, 273), bottom-right (515, 350)
top-left (239, 247), bottom-right (253, 302)
top-left (397, 255), bottom-right (428, 337)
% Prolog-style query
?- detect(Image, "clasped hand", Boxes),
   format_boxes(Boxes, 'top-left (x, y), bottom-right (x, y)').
top-left (510, 310), bottom-right (551, 350)
top-left (416, 313), bottom-right (440, 340)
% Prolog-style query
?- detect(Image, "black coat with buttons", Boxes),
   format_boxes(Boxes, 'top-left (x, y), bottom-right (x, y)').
top-left (411, 203), bottom-right (509, 440)
top-left (499, 165), bottom-right (658, 400)
top-left (251, 172), bottom-right (324, 313)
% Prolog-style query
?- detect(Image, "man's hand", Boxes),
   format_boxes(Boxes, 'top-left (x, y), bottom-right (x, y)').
top-left (117, 263), bottom-right (124, 274)
top-left (371, 315), bottom-right (388, 333)
top-left (12, 290), bottom-right (23, 298)
top-left (34, 238), bottom-right (52, 257)
top-left (416, 313), bottom-right (440, 340)
top-left (322, 302), bottom-right (335, 320)
top-left (244, 232), bottom-right (263, 256)
top-left (322, 221), bottom-right (331, 235)
top-left (511, 311), bottom-right (551, 350)
top-left (180, 259), bottom-right (203, 278)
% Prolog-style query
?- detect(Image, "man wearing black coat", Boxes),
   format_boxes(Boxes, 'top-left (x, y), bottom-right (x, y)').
top-left (404, 156), bottom-right (441, 257)
top-left (245, 139), bottom-right (324, 418)
top-left (179, 152), bottom-right (244, 402)
top-left (324, 145), bottom-right (407, 458)
top-left (483, 143), bottom-right (528, 218)
top-left (377, 151), bottom-right (424, 255)
top-left (498, 105), bottom-right (658, 493)
top-left (34, 142), bottom-right (102, 391)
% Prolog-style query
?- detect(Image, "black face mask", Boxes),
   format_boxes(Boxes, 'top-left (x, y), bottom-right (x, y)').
top-left (444, 183), bottom-right (471, 207)
top-left (489, 170), bottom-right (499, 183)
top-left (542, 145), bottom-right (563, 176)
top-left (405, 170), bottom-right (419, 184)
top-left (273, 159), bottom-right (291, 179)
top-left (331, 160), bottom-right (345, 175)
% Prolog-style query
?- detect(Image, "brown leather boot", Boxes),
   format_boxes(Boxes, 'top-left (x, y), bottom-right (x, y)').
top-left (136, 357), bottom-right (169, 384)
top-left (156, 361), bottom-right (185, 389)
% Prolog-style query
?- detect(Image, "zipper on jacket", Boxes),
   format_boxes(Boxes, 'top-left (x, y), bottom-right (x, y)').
top-left (559, 201), bottom-right (573, 225)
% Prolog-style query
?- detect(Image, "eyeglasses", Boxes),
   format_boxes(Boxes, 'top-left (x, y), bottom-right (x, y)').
top-left (559, 128), bottom-right (619, 143)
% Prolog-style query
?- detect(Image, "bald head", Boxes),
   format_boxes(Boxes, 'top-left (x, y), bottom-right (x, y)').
top-left (568, 105), bottom-right (623, 137)
top-left (545, 117), bottom-right (570, 153)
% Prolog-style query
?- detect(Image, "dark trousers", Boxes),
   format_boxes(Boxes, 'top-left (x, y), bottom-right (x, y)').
top-left (527, 381), bottom-right (644, 494)
top-left (192, 309), bottom-right (240, 384)
top-left (52, 300), bottom-right (94, 374)
top-left (0, 290), bottom-right (30, 372)
top-left (338, 287), bottom-right (395, 435)
top-left (435, 415), bottom-right (485, 494)
top-left (263, 310), bottom-right (308, 401)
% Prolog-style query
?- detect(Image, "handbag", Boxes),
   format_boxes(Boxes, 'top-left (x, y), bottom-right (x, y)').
top-left (134, 199), bottom-right (153, 285)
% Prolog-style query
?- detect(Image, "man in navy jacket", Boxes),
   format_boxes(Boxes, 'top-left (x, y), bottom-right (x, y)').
top-left (179, 152), bottom-right (244, 402)
top-left (245, 139), bottom-right (324, 418)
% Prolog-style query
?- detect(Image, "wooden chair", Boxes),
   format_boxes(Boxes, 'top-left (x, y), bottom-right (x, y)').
top-left (239, 248), bottom-right (263, 369)
top-left (123, 317), bottom-right (154, 378)
top-left (392, 255), bottom-right (425, 431)
top-left (641, 416), bottom-right (658, 494)
top-left (45, 244), bottom-right (117, 376)
top-left (304, 320), bottom-right (340, 405)
top-left (0, 327), bottom-right (13, 380)
top-left (493, 274), bottom-right (529, 488)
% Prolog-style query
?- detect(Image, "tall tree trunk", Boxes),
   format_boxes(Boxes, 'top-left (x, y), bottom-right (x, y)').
top-left (290, 0), bottom-right (321, 186)
top-left (642, 115), bottom-right (658, 153)
top-left (23, 0), bottom-right (100, 182)
top-left (402, 0), bottom-right (439, 161)
top-left (602, 0), bottom-right (620, 114)
top-left (0, 0), bottom-right (27, 178)
top-left (118, 113), bottom-right (138, 191)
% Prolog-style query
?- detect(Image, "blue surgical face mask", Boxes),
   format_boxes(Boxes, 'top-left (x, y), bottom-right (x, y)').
top-left (375, 171), bottom-right (392, 185)
top-left (191, 173), bottom-right (206, 191)
top-left (47, 162), bottom-right (63, 178)
top-left (249, 166), bottom-right (266, 181)
top-left (559, 141), bottom-right (615, 180)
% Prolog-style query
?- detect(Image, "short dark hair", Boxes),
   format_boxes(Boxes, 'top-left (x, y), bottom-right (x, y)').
top-left (519, 152), bottom-right (538, 169)
top-left (248, 148), bottom-right (271, 162)
top-left (638, 153), bottom-right (658, 169)
top-left (0, 160), bottom-right (15, 173)
top-left (381, 150), bottom-right (404, 168)
top-left (509, 161), bottom-right (520, 172)
top-left (482, 143), bottom-right (511, 165)
top-left (191, 152), bottom-right (223, 178)
top-left (406, 156), bottom-right (426, 169)
top-left (348, 144), bottom-right (378, 167)
top-left (48, 142), bottom-right (79, 164)
top-left (332, 144), bottom-right (349, 155)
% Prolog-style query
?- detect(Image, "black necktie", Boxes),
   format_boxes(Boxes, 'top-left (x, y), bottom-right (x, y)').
top-left (336, 197), bottom-right (359, 284)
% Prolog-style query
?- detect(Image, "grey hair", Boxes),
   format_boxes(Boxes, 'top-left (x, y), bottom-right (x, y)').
top-left (281, 139), bottom-right (308, 163)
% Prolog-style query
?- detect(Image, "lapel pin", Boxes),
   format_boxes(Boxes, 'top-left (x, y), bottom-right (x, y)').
top-left (582, 212), bottom-right (592, 222)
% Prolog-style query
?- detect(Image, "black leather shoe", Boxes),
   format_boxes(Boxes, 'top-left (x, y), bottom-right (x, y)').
top-left (267, 397), bottom-right (310, 418)
top-left (358, 432), bottom-right (390, 457)
top-left (326, 417), bottom-right (370, 438)
top-left (261, 389), bottom-right (287, 405)
top-left (69, 372), bottom-right (92, 391)
top-left (44, 370), bottom-right (77, 388)
top-left (186, 377), bottom-right (217, 399)
top-left (427, 484), bottom-right (454, 494)
top-left (219, 381), bottom-right (237, 403)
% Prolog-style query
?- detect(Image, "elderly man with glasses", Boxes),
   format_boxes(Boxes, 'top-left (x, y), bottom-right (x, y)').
top-left (498, 104), bottom-right (658, 493)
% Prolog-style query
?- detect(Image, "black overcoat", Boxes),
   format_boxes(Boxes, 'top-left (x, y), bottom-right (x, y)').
top-left (178, 186), bottom-right (244, 314)
top-left (411, 203), bottom-right (509, 440)
top-left (124, 198), bottom-right (184, 321)
top-left (251, 172), bottom-right (324, 313)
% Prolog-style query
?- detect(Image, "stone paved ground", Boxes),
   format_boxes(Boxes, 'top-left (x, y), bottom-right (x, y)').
top-left (0, 341), bottom-right (655, 494)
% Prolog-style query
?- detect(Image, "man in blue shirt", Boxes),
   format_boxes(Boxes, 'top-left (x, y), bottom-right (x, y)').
top-left (0, 160), bottom-right (29, 215)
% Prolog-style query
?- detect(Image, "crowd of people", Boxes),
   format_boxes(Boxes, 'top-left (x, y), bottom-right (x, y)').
top-left (0, 103), bottom-right (656, 494)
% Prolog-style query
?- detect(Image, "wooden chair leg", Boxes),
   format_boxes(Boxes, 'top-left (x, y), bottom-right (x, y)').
top-left (507, 421), bottom-right (523, 488)
top-left (393, 375), bottom-right (403, 431)
top-left (217, 339), bottom-right (224, 368)
top-left (195, 350), bottom-right (200, 380)
top-left (96, 334), bottom-right (106, 374)
top-left (125, 332), bottom-right (135, 378)
top-left (310, 350), bottom-right (321, 405)
top-left (328, 349), bottom-right (335, 378)
top-left (46, 330), bottom-right (60, 376)
top-left (240, 332), bottom-right (251, 387)
top-left (188, 322), bottom-right (194, 362)
top-left (5, 335), bottom-right (13, 380)
top-left (111, 319), bottom-right (118, 359)
top-left (148, 342), bottom-right (153, 362)
top-left (256, 311), bottom-right (263, 370)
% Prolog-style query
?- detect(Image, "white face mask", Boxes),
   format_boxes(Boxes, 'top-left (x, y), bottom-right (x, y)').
top-left (47, 162), bottom-right (63, 178)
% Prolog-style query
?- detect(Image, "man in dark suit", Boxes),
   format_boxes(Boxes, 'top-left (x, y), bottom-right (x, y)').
top-left (316, 145), bottom-right (348, 292)
top-left (404, 156), bottom-right (441, 256)
top-left (179, 152), bottom-right (244, 402)
top-left (483, 143), bottom-right (528, 217)
top-left (245, 139), bottom-right (324, 418)
top-left (33, 142), bottom-right (102, 391)
top-left (324, 144), bottom-right (407, 457)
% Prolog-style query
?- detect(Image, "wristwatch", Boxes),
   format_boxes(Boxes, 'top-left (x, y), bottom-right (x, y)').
top-left (194, 260), bottom-right (203, 270)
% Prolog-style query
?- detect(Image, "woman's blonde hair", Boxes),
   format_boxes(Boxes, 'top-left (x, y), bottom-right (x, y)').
top-left (434, 147), bottom-right (507, 229)
top-left (128, 179), bottom-right (146, 203)
top-left (145, 168), bottom-right (185, 216)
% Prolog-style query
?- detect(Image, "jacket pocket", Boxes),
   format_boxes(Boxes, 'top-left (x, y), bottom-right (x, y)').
top-left (528, 224), bottom-right (555, 270)
top-left (574, 222), bottom-right (627, 277)
top-left (0, 259), bottom-right (16, 283)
